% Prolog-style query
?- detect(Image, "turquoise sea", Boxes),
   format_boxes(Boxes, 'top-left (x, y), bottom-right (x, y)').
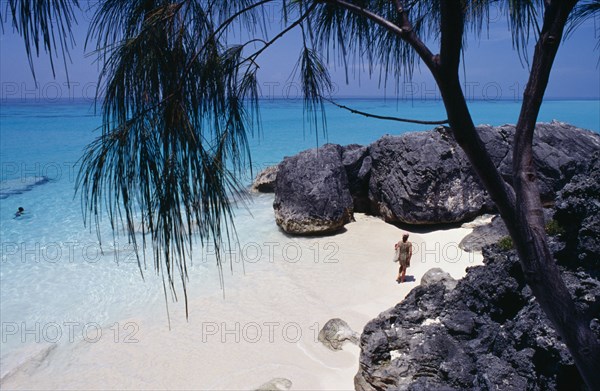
top-left (0, 98), bottom-right (599, 378)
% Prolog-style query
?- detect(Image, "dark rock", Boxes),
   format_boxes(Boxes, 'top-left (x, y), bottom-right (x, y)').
top-left (342, 144), bottom-right (372, 213)
top-left (273, 144), bottom-right (353, 235)
top-left (252, 166), bottom-right (278, 193)
top-left (273, 122), bottom-right (599, 233)
top-left (554, 151), bottom-right (600, 273)
top-left (367, 123), bottom-right (600, 225)
top-left (355, 162), bottom-right (600, 390)
top-left (368, 127), bottom-right (494, 224)
top-left (318, 318), bottom-right (360, 351)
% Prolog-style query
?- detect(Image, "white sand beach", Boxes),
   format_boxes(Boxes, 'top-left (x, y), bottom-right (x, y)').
top-left (1, 213), bottom-right (484, 390)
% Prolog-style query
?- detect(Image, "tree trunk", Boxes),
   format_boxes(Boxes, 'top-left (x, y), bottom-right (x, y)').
top-left (511, 1), bottom-right (600, 388)
top-left (433, 1), bottom-right (600, 388)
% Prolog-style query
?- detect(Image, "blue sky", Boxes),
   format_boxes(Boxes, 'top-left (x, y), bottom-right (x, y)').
top-left (0, 3), bottom-right (599, 101)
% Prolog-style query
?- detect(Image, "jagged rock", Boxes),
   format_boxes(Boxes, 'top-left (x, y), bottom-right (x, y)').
top-left (355, 161), bottom-right (600, 390)
top-left (367, 123), bottom-right (600, 225)
top-left (355, 243), bottom-right (588, 390)
top-left (420, 268), bottom-right (457, 291)
top-left (318, 318), bottom-right (360, 351)
top-left (368, 127), bottom-right (495, 224)
top-left (554, 151), bottom-right (600, 273)
top-left (255, 378), bottom-right (292, 391)
top-left (272, 122), bottom-right (599, 233)
top-left (273, 144), bottom-right (353, 235)
top-left (252, 166), bottom-right (278, 193)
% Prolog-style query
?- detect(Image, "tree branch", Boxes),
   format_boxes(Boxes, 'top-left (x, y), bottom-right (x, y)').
top-left (324, 98), bottom-right (448, 125)
top-left (320, 0), bottom-right (438, 71)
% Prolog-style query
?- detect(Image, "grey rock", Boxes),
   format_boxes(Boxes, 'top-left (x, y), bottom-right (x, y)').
top-left (367, 123), bottom-right (600, 225)
top-left (460, 209), bottom-right (554, 252)
top-left (368, 127), bottom-right (494, 224)
top-left (355, 163), bottom-right (600, 389)
top-left (252, 166), bottom-right (278, 193)
top-left (255, 378), bottom-right (292, 391)
top-left (272, 122), bottom-right (599, 233)
top-left (420, 268), bottom-right (457, 291)
top-left (459, 215), bottom-right (510, 252)
top-left (273, 144), bottom-right (353, 235)
top-left (554, 151), bottom-right (600, 273)
top-left (318, 318), bottom-right (360, 351)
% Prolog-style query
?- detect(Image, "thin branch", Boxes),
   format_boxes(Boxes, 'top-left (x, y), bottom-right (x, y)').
top-left (325, 98), bottom-right (448, 125)
top-left (392, 0), bottom-right (438, 71)
top-left (321, 0), bottom-right (404, 35)
top-left (245, 2), bottom-right (319, 64)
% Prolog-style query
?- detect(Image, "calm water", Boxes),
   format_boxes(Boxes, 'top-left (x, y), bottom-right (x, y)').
top-left (0, 98), bottom-right (599, 376)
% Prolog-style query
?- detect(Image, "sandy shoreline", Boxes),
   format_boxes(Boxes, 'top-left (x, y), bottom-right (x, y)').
top-left (1, 213), bottom-right (484, 390)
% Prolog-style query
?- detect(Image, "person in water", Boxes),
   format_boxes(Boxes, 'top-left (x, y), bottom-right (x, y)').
top-left (394, 233), bottom-right (413, 283)
top-left (15, 207), bottom-right (25, 218)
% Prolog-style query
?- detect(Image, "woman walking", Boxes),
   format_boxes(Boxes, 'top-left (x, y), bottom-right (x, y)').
top-left (395, 233), bottom-right (412, 283)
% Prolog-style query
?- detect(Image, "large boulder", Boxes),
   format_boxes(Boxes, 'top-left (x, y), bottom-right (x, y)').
top-left (367, 123), bottom-right (600, 225)
top-left (479, 122), bottom-right (600, 200)
top-left (273, 144), bottom-right (353, 235)
top-left (368, 127), bottom-right (494, 224)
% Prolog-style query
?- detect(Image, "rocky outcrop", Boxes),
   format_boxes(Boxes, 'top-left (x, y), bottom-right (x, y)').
top-left (252, 166), bottom-right (278, 193)
top-left (355, 162), bottom-right (600, 390)
top-left (318, 318), bottom-right (360, 351)
top-left (459, 209), bottom-right (554, 252)
top-left (368, 127), bottom-right (495, 224)
top-left (268, 122), bottom-right (600, 234)
top-left (273, 144), bottom-right (353, 235)
top-left (459, 215), bottom-right (510, 252)
top-left (554, 151), bottom-right (600, 273)
top-left (342, 144), bottom-right (372, 213)
top-left (367, 123), bottom-right (600, 225)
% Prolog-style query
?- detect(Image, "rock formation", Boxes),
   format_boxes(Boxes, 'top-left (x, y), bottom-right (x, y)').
top-left (261, 122), bottom-right (600, 235)
top-left (354, 159), bottom-right (600, 390)
top-left (273, 144), bottom-right (353, 235)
